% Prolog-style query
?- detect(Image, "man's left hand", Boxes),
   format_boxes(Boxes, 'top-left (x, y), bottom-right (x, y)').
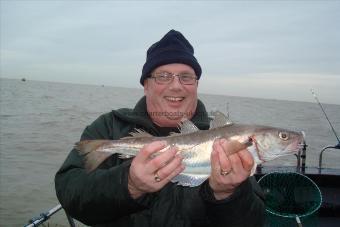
top-left (209, 138), bottom-right (254, 200)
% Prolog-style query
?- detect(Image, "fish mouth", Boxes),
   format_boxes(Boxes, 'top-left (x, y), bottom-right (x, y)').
top-left (287, 131), bottom-right (306, 153)
top-left (290, 143), bottom-right (305, 153)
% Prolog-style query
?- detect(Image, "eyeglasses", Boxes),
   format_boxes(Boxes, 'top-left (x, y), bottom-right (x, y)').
top-left (149, 71), bottom-right (197, 85)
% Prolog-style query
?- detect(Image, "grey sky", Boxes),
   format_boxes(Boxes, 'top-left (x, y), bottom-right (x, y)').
top-left (1, 0), bottom-right (340, 104)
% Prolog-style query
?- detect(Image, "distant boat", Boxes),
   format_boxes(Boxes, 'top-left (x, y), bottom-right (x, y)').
top-left (21, 78), bottom-right (26, 82)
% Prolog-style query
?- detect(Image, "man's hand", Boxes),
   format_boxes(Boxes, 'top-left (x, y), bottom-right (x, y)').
top-left (128, 141), bottom-right (185, 199)
top-left (209, 138), bottom-right (254, 200)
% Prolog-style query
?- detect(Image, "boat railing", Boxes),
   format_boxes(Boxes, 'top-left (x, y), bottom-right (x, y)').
top-left (296, 141), bottom-right (307, 174)
top-left (318, 143), bottom-right (340, 172)
top-left (258, 140), bottom-right (340, 175)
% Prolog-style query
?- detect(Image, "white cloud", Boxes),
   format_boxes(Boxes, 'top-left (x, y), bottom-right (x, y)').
top-left (199, 73), bottom-right (340, 105)
top-left (1, 1), bottom-right (339, 104)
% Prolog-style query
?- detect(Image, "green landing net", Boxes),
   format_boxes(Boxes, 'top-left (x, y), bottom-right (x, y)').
top-left (258, 172), bottom-right (322, 227)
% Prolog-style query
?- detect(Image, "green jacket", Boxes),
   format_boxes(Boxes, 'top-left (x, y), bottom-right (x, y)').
top-left (55, 97), bottom-right (265, 227)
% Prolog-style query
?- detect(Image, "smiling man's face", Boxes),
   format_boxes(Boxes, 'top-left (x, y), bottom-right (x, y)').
top-left (143, 63), bottom-right (198, 127)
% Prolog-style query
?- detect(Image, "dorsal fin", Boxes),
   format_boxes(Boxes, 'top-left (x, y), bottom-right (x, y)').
top-left (121, 128), bottom-right (153, 139)
top-left (178, 118), bottom-right (199, 134)
top-left (209, 111), bottom-right (233, 129)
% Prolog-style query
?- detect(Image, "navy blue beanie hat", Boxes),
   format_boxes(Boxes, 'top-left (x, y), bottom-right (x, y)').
top-left (140, 29), bottom-right (202, 85)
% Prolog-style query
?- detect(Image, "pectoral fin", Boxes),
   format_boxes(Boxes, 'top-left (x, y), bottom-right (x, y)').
top-left (250, 163), bottom-right (257, 176)
top-left (225, 138), bottom-right (253, 155)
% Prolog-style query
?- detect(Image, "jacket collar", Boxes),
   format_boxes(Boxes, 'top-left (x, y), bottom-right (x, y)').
top-left (113, 96), bottom-right (210, 135)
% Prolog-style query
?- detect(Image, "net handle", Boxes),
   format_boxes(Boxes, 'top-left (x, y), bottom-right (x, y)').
top-left (296, 215), bottom-right (303, 227)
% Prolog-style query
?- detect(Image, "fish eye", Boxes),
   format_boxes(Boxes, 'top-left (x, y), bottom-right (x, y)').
top-left (278, 131), bottom-right (289, 141)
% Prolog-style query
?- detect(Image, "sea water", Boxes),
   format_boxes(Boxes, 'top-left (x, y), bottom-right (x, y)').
top-left (1, 78), bottom-right (339, 226)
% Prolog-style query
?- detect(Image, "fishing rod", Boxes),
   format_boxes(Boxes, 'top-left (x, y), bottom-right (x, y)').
top-left (24, 204), bottom-right (75, 227)
top-left (311, 89), bottom-right (340, 170)
top-left (311, 89), bottom-right (340, 144)
top-left (24, 204), bottom-right (62, 227)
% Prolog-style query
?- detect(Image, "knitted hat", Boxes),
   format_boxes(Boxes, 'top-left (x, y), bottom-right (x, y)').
top-left (140, 29), bottom-right (202, 85)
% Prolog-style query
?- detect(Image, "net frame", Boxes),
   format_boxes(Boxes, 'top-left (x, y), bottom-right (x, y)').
top-left (258, 171), bottom-right (322, 219)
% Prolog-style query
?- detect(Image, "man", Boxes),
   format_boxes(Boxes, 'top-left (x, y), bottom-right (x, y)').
top-left (55, 30), bottom-right (265, 227)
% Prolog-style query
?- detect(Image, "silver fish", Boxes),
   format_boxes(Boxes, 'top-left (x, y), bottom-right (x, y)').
top-left (75, 111), bottom-right (305, 187)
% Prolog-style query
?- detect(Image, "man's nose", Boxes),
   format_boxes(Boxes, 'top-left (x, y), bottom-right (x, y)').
top-left (169, 75), bottom-right (183, 88)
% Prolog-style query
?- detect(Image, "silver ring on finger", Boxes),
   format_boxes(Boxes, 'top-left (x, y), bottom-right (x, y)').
top-left (154, 171), bottom-right (161, 182)
top-left (220, 168), bottom-right (232, 176)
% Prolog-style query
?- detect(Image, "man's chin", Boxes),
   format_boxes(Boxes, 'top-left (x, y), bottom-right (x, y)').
top-left (166, 115), bottom-right (182, 121)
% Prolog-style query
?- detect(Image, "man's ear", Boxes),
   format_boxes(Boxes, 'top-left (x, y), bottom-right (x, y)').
top-left (143, 79), bottom-right (149, 95)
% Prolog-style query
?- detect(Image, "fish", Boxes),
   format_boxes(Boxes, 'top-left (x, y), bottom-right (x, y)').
top-left (75, 111), bottom-right (305, 187)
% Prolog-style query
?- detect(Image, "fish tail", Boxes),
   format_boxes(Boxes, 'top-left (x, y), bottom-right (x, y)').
top-left (74, 140), bottom-right (115, 172)
top-left (75, 140), bottom-right (109, 155)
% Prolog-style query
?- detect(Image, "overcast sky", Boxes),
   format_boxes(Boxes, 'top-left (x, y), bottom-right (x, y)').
top-left (1, 0), bottom-right (340, 104)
